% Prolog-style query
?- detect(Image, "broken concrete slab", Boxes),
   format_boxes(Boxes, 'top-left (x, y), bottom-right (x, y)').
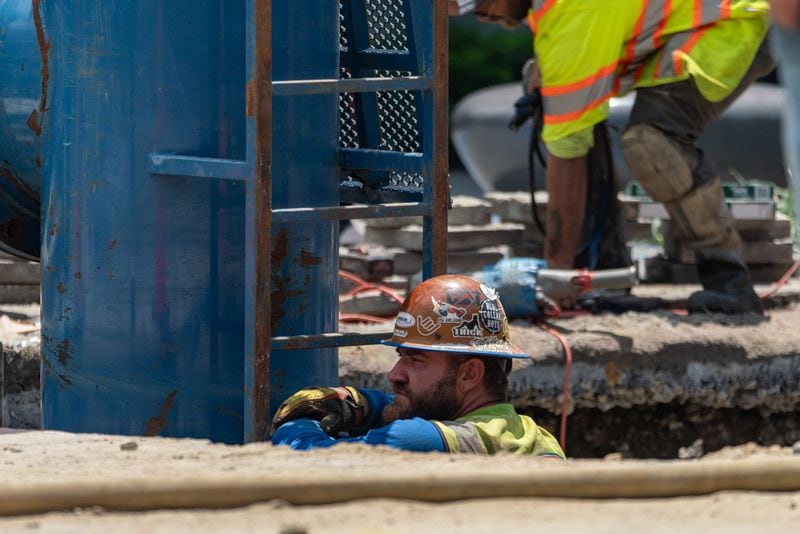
top-left (663, 218), bottom-right (793, 243)
top-left (0, 261), bottom-right (39, 285)
top-left (340, 289), bottom-right (403, 317)
top-left (339, 246), bottom-right (394, 282)
top-left (361, 195), bottom-right (493, 229)
top-left (485, 191), bottom-right (548, 225)
top-left (448, 195), bottom-right (493, 226)
top-left (0, 285), bottom-right (39, 304)
top-left (364, 223), bottom-right (524, 252)
top-left (383, 247), bottom-right (508, 275)
top-left (490, 191), bottom-right (641, 224)
top-left (665, 240), bottom-right (794, 265)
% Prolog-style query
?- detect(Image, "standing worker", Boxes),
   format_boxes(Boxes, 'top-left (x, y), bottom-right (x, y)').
top-left (271, 275), bottom-right (565, 459)
top-left (453, 0), bottom-right (774, 314)
top-left (769, 0), bottom-right (800, 246)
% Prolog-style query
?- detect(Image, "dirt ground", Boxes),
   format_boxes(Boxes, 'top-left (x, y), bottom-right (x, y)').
top-left (2, 285), bottom-right (799, 531)
top-left (0, 431), bottom-right (799, 532)
top-left (4, 492), bottom-right (800, 533)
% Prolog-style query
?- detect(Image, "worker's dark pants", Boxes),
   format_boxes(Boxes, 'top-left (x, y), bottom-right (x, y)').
top-left (627, 38), bottom-right (776, 183)
top-left (622, 38), bottom-right (774, 310)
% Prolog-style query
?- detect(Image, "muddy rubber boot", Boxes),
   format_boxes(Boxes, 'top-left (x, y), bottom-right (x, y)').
top-left (687, 250), bottom-right (764, 314)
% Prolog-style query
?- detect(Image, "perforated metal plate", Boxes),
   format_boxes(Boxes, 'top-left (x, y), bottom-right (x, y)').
top-left (339, 0), bottom-right (424, 196)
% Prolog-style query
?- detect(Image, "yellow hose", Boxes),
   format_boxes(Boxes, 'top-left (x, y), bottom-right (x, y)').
top-left (1, 457), bottom-right (799, 516)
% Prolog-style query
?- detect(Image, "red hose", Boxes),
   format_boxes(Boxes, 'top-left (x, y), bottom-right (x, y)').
top-left (339, 270), bottom-right (404, 304)
top-left (536, 320), bottom-right (573, 454)
top-left (759, 258), bottom-right (800, 300)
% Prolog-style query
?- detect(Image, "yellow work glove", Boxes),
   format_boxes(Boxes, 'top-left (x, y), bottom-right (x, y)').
top-left (270, 386), bottom-right (368, 437)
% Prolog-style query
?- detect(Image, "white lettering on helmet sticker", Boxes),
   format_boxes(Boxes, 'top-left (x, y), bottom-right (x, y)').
top-left (479, 299), bottom-right (503, 334)
top-left (452, 314), bottom-right (483, 338)
top-left (417, 314), bottom-right (441, 336)
top-left (480, 284), bottom-right (499, 301)
top-left (393, 328), bottom-right (408, 338)
top-left (431, 296), bottom-right (467, 323)
top-left (395, 312), bottom-right (415, 328)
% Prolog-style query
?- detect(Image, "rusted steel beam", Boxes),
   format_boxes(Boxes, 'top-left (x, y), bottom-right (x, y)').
top-left (245, 0), bottom-right (272, 443)
top-left (271, 332), bottom-right (392, 351)
top-left (431, 0), bottom-right (449, 276)
top-left (272, 203), bottom-right (429, 224)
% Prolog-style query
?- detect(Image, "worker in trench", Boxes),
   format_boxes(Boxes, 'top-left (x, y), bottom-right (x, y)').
top-left (271, 275), bottom-right (565, 458)
top-left (454, 0), bottom-right (774, 314)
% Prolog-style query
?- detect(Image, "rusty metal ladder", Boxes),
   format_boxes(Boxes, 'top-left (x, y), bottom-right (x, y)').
top-left (244, 0), bottom-right (449, 441)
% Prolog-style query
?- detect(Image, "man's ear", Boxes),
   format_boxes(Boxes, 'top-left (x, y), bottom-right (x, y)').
top-left (457, 357), bottom-right (485, 393)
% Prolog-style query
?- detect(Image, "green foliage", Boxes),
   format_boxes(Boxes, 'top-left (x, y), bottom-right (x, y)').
top-left (449, 21), bottom-right (533, 108)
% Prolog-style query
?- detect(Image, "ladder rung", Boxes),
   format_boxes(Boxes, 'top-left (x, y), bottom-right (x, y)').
top-left (271, 332), bottom-right (392, 350)
top-left (147, 152), bottom-right (246, 181)
top-left (341, 49), bottom-right (416, 72)
top-left (272, 76), bottom-right (429, 96)
top-left (272, 202), bottom-right (430, 223)
top-left (339, 148), bottom-right (423, 173)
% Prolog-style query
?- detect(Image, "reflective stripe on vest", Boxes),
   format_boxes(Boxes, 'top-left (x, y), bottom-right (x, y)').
top-left (537, 0), bottom-right (731, 125)
top-left (529, 0), bottom-right (557, 32)
top-left (434, 421), bottom-right (488, 453)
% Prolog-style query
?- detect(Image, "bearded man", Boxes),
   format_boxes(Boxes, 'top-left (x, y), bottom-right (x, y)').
top-left (270, 275), bottom-right (565, 458)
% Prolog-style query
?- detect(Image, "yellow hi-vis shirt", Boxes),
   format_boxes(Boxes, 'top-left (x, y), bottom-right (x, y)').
top-left (432, 402), bottom-right (566, 458)
top-left (529, 0), bottom-right (770, 149)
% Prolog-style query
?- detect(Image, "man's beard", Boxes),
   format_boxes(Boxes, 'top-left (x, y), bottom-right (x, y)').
top-left (382, 372), bottom-right (461, 424)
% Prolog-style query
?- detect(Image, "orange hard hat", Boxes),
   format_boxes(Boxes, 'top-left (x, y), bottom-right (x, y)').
top-left (381, 274), bottom-right (528, 359)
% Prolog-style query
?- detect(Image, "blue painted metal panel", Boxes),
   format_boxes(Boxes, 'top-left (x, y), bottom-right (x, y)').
top-left (0, 0), bottom-right (43, 260)
top-left (266, 0), bottom-right (339, 416)
top-left (40, 1), bottom-right (247, 443)
top-left (2, 0), bottom-right (442, 442)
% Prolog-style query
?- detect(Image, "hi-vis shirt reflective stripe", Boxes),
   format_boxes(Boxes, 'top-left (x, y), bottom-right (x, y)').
top-left (431, 403), bottom-right (566, 458)
top-left (530, 0), bottom-right (769, 143)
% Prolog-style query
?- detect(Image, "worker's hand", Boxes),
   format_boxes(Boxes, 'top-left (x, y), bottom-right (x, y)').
top-left (270, 386), bottom-right (368, 437)
top-left (769, 0), bottom-right (800, 30)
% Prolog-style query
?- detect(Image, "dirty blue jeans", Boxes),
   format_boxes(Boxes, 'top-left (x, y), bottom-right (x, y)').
top-left (774, 26), bottom-right (800, 247)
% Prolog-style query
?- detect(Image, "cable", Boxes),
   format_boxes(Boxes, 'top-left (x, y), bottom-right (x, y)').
top-left (536, 320), bottom-right (573, 453)
top-left (338, 270), bottom-right (404, 324)
top-left (339, 270), bottom-right (404, 304)
top-left (758, 258), bottom-right (800, 300)
top-left (339, 312), bottom-right (393, 324)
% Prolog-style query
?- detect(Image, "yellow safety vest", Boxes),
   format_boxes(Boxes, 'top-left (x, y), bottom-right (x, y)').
top-left (432, 403), bottom-right (566, 457)
top-left (528, 0), bottom-right (770, 143)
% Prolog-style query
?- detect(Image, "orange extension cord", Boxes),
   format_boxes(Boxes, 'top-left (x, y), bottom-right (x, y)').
top-left (536, 257), bottom-right (800, 455)
top-left (535, 320), bottom-right (572, 453)
top-left (338, 270), bottom-right (404, 324)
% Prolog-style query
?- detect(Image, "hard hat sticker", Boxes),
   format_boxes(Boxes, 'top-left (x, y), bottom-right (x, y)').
top-left (479, 299), bottom-right (503, 334)
top-left (431, 296), bottom-right (467, 323)
top-left (444, 289), bottom-right (483, 306)
top-left (480, 284), bottom-right (499, 300)
top-left (452, 314), bottom-right (483, 338)
top-left (395, 312), bottom-right (415, 328)
top-left (417, 314), bottom-right (441, 336)
top-left (470, 338), bottom-right (514, 353)
top-left (393, 328), bottom-right (408, 338)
